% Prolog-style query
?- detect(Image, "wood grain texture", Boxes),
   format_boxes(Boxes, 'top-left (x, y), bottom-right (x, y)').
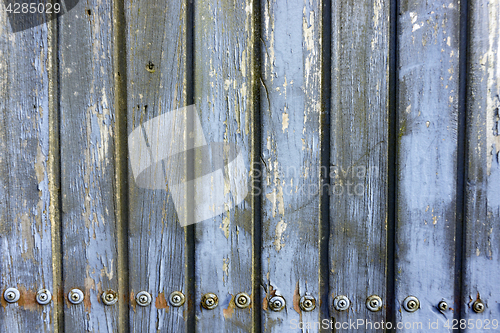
top-left (463, 0), bottom-right (500, 329)
top-left (260, 0), bottom-right (322, 331)
top-left (193, 0), bottom-right (255, 332)
top-left (329, 0), bottom-right (390, 330)
top-left (0, 10), bottom-right (54, 333)
top-left (59, 1), bottom-right (119, 331)
top-left (396, 0), bottom-right (460, 331)
top-left (125, 0), bottom-right (188, 331)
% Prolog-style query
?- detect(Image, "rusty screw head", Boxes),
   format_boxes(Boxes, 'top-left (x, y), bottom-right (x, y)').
top-left (4, 288), bottom-right (20, 303)
top-left (102, 290), bottom-right (118, 306)
top-left (169, 291), bottom-right (185, 307)
top-left (235, 292), bottom-right (251, 309)
top-left (403, 296), bottom-right (419, 312)
top-left (36, 289), bottom-right (52, 305)
top-left (473, 300), bottom-right (485, 313)
top-left (136, 291), bottom-right (152, 307)
top-left (269, 295), bottom-right (286, 312)
top-left (334, 295), bottom-right (350, 311)
top-left (366, 295), bottom-right (383, 312)
top-left (438, 300), bottom-right (448, 312)
top-left (68, 289), bottom-right (84, 305)
top-left (201, 293), bottom-right (218, 310)
top-left (299, 295), bottom-right (316, 312)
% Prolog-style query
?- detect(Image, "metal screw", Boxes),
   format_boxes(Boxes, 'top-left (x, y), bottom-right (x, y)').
top-left (473, 300), bottom-right (485, 313)
top-left (269, 295), bottom-right (286, 312)
top-left (36, 289), bottom-right (52, 305)
top-left (4, 288), bottom-right (20, 303)
top-left (438, 300), bottom-right (448, 312)
top-left (235, 292), bottom-right (251, 309)
top-left (299, 295), bottom-right (316, 312)
top-left (366, 295), bottom-right (383, 312)
top-left (68, 289), bottom-right (84, 305)
top-left (102, 290), bottom-right (118, 306)
top-left (403, 296), bottom-right (420, 312)
top-left (333, 295), bottom-right (350, 311)
top-left (135, 291), bottom-right (152, 307)
top-left (169, 291), bottom-right (185, 307)
top-left (201, 293), bottom-right (218, 310)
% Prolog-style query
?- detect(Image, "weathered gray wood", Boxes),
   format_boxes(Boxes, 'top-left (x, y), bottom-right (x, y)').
top-left (58, 1), bottom-right (119, 331)
top-left (463, 0), bottom-right (500, 330)
top-left (329, 0), bottom-right (390, 330)
top-left (193, 1), bottom-right (255, 332)
top-left (125, 0), bottom-right (188, 331)
top-left (396, 0), bottom-right (460, 331)
top-left (260, 0), bottom-right (322, 331)
top-left (0, 13), bottom-right (54, 333)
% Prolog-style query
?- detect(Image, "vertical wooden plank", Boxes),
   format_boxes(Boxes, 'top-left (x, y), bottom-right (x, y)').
top-left (329, 0), bottom-right (390, 330)
top-left (0, 11), bottom-right (54, 333)
top-left (260, 0), bottom-right (322, 331)
top-left (58, 1), bottom-right (119, 331)
top-left (125, 0), bottom-right (188, 331)
top-left (463, 0), bottom-right (500, 329)
top-left (396, 0), bottom-right (460, 331)
top-left (193, 0), bottom-right (255, 332)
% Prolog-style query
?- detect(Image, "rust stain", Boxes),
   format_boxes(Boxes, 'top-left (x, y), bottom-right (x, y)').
top-left (130, 291), bottom-right (136, 311)
top-left (263, 285), bottom-right (277, 311)
top-left (84, 276), bottom-right (94, 311)
top-left (293, 281), bottom-right (301, 314)
top-left (17, 285), bottom-right (37, 312)
top-left (155, 292), bottom-right (170, 312)
top-left (223, 295), bottom-right (235, 319)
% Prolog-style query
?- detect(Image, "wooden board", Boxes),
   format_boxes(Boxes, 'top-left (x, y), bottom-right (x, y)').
top-left (463, 0), bottom-right (500, 330)
top-left (260, 0), bottom-right (323, 331)
top-left (193, 0), bottom-right (255, 332)
top-left (0, 9), bottom-right (55, 333)
top-left (125, 0), bottom-right (188, 331)
top-left (329, 0), bottom-right (390, 330)
top-left (58, 1), bottom-right (119, 331)
top-left (395, 0), bottom-right (461, 331)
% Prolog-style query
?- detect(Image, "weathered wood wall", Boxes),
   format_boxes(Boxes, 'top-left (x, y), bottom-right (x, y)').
top-left (0, 0), bottom-right (499, 332)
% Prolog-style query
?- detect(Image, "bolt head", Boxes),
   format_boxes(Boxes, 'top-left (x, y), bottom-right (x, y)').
top-left (473, 300), bottom-right (485, 313)
top-left (269, 296), bottom-right (286, 311)
top-left (438, 301), bottom-right (448, 311)
top-left (173, 295), bottom-right (181, 303)
top-left (6, 292), bottom-right (15, 300)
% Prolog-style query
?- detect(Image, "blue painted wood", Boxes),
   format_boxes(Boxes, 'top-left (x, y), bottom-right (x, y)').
top-left (193, 0), bottom-right (255, 332)
top-left (463, 0), bottom-right (500, 330)
top-left (125, 0), bottom-right (188, 332)
top-left (329, 0), bottom-right (390, 331)
top-left (59, 1), bottom-right (119, 331)
top-left (260, 0), bottom-right (323, 331)
top-left (396, 0), bottom-right (461, 331)
top-left (0, 9), bottom-right (55, 332)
